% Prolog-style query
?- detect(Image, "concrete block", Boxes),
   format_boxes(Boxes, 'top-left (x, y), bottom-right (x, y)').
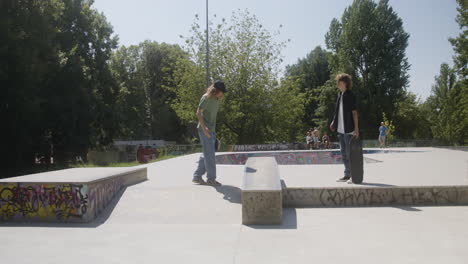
top-left (241, 157), bottom-right (282, 225)
top-left (0, 167), bottom-right (147, 222)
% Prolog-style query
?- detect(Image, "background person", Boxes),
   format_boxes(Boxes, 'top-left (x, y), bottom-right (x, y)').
top-left (379, 122), bottom-right (387, 148)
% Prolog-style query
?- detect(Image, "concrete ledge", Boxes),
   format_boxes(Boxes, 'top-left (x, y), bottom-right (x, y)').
top-left (242, 157), bottom-right (282, 225)
top-left (283, 185), bottom-right (468, 207)
top-left (0, 167), bottom-right (147, 223)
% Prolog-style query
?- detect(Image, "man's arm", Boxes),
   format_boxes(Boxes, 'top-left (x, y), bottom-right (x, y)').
top-left (196, 108), bottom-right (211, 138)
top-left (352, 110), bottom-right (359, 137)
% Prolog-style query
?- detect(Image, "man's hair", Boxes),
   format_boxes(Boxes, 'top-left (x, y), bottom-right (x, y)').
top-left (205, 80), bottom-right (226, 98)
top-left (335, 73), bottom-right (352, 90)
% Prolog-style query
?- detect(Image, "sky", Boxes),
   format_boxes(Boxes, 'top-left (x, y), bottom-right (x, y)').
top-left (93, 0), bottom-right (460, 100)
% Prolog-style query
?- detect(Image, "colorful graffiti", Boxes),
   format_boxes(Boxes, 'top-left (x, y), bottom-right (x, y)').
top-left (0, 177), bottom-right (128, 222)
top-left (232, 143), bottom-right (340, 152)
top-left (0, 183), bottom-right (89, 221)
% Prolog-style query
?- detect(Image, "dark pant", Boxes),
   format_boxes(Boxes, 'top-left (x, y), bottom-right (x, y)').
top-left (339, 133), bottom-right (352, 178)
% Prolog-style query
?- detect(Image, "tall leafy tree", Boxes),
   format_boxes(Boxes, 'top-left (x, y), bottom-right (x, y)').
top-left (110, 41), bottom-right (188, 141)
top-left (324, 0), bottom-right (410, 138)
top-left (171, 10), bottom-right (303, 144)
top-left (392, 92), bottom-right (432, 140)
top-left (425, 0), bottom-right (468, 145)
top-left (425, 64), bottom-right (465, 144)
top-left (1, 0), bottom-right (118, 173)
top-left (449, 0), bottom-right (468, 79)
top-left (285, 46), bottom-right (331, 129)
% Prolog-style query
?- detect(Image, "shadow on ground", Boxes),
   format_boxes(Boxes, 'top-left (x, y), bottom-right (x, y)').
top-left (214, 185), bottom-right (241, 204)
top-left (245, 208), bottom-right (297, 230)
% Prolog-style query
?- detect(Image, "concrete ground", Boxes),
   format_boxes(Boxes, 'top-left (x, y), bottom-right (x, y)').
top-left (1, 148), bottom-right (468, 264)
top-left (280, 147), bottom-right (468, 187)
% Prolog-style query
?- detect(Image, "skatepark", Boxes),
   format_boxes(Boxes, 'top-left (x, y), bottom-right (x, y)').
top-left (1, 147), bottom-right (467, 263)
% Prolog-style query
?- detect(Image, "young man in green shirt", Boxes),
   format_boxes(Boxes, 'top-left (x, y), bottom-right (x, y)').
top-left (192, 81), bottom-right (226, 186)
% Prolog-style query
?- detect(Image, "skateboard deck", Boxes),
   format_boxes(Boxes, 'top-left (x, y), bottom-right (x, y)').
top-left (349, 136), bottom-right (364, 184)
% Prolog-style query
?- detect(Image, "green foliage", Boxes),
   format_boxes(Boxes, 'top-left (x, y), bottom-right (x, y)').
top-left (314, 80), bottom-right (340, 139)
top-left (392, 92), bottom-right (432, 139)
top-left (449, 0), bottom-right (468, 78)
top-left (270, 78), bottom-right (306, 142)
top-left (425, 64), bottom-right (467, 145)
top-left (110, 41), bottom-right (189, 142)
top-left (1, 0), bottom-right (119, 169)
top-left (170, 10), bottom-right (304, 144)
top-left (285, 46), bottom-right (331, 129)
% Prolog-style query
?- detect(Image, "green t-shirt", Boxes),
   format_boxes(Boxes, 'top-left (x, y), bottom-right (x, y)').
top-left (197, 94), bottom-right (219, 132)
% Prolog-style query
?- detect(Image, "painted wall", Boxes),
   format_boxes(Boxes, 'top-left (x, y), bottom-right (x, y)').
top-left (231, 143), bottom-right (339, 152)
top-left (0, 177), bottom-right (127, 222)
top-left (0, 183), bottom-right (90, 221)
top-left (284, 186), bottom-right (468, 207)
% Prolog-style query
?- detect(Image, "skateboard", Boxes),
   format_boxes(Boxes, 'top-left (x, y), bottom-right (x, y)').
top-left (349, 136), bottom-right (364, 184)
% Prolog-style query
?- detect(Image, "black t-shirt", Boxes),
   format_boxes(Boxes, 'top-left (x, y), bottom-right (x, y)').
top-left (332, 90), bottom-right (357, 134)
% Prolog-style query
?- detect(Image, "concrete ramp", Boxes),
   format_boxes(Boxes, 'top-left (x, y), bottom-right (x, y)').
top-left (0, 167), bottom-right (147, 223)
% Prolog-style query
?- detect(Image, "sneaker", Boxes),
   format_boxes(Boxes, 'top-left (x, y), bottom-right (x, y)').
top-left (206, 179), bottom-right (222, 186)
top-left (192, 177), bottom-right (206, 185)
top-left (336, 176), bottom-right (351, 182)
top-left (347, 179), bottom-right (353, 184)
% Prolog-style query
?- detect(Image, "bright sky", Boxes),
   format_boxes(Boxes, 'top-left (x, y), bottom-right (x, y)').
top-left (93, 0), bottom-right (460, 100)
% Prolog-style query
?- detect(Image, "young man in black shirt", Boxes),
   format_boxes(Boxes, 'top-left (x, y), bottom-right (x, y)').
top-left (330, 74), bottom-right (359, 183)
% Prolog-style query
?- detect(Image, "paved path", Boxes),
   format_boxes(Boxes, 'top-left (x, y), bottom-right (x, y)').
top-left (1, 148), bottom-right (468, 264)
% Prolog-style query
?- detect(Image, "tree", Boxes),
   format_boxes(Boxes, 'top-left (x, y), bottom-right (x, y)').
top-left (448, 0), bottom-right (468, 145)
top-left (449, 0), bottom-right (468, 78)
top-left (1, 0), bottom-right (119, 173)
top-left (392, 92), bottom-right (432, 139)
top-left (270, 78), bottom-right (306, 142)
top-left (314, 80), bottom-right (339, 140)
top-left (425, 64), bottom-right (466, 144)
top-left (425, 0), bottom-right (468, 146)
top-left (110, 41), bottom-right (189, 142)
top-left (171, 10), bottom-right (303, 144)
top-left (285, 46), bottom-right (331, 129)
top-left (324, 0), bottom-right (410, 138)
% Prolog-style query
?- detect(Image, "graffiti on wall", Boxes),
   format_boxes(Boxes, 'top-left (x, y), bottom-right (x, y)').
top-left (0, 176), bottom-right (127, 221)
top-left (0, 183), bottom-right (89, 221)
top-left (87, 177), bottom-right (125, 219)
top-left (232, 143), bottom-right (340, 152)
top-left (233, 144), bottom-right (291, 152)
top-left (283, 187), bottom-right (464, 207)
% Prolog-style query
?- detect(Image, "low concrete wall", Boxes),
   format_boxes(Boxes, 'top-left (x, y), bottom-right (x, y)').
top-left (0, 168), bottom-right (147, 223)
top-left (283, 185), bottom-right (468, 207)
